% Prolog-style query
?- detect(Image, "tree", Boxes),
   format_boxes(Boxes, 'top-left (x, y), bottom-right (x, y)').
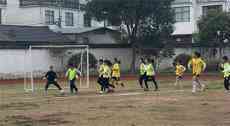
top-left (68, 51), bottom-right (98, 69)
top-left (197, 11), bottom-right (230, 57)
top-left (85, 0), bottom-right (175, 72)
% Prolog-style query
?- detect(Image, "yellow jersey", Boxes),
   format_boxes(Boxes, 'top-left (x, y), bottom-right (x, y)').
top-left (98, 64), bottom-right (105, 77)
top-left (188, 58), bottom-right (206, 76)
top-left (140, 63), bottom-right (146, 75)
top-left (103, 65), bottom-right (111, 78)
top-left (146, 64), bottom-right (155, 76)
top-left (221, 62), bottom-right (230, 77)
top-left (175, 65), bottom-right (186, 76)
top-left (112, 63), bottom-right (120, 77)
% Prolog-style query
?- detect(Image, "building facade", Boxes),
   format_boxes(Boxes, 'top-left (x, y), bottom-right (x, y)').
top-left (0, 0), bottom-right (103, 28)
top-left (172, 0), bottom-right (229, 43)
top-left (0, 0), bottom-right (228, 38)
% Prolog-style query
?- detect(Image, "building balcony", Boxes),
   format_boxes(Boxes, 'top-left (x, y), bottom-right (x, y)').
top-left (196, 0), bottom-right (226, 4)
top-left (19, 0), bottom-right (83, 10)
top-left (173, 0), bottom-right (192, 5)
top-left (0, 0), bottom-right (7, 5)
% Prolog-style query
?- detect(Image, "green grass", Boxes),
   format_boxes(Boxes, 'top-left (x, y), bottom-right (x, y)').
top-left (0, 78), bottom-right (229, 126)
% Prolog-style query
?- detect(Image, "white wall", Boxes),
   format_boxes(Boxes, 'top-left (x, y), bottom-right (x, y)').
top-left (0, 48), bottom-right (133, 79)
top-left (2, 0), bottom-right (103, 28)
top-left (172, 0), bottom-right (226, 35)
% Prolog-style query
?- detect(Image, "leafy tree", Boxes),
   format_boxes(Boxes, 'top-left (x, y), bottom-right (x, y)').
top-left (85, 0), bottom-right (175, 72)
top-left (68, 51), bottom-right (98, 69)
top-left (197, 11), bottom-right (230, 57)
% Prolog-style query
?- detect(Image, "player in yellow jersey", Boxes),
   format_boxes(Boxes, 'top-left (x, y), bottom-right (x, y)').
top-left (66, 64), bottom-right (81, 94)
top-left (144, 58), bottom-right (158, 91)
top-left (139, 58), bottom-right (146, 88)
top-left (111, 58), bottom-right (124, 87)
top-left (174, 60), bottom-right (186, 89)
top-left (103, 60), bottom-right (115, 93)
top-left (219, 56), bottom-right (230, 93)
top-left (188, 52), bottom-right (206, 93)
top-left (97, 59), bottom-right (106, 94)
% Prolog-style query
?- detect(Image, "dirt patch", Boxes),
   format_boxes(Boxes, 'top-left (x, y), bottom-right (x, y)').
top-left (0, 102), bottom-right (39, 110)
top-left (2, 112), bottom-right (75, 126)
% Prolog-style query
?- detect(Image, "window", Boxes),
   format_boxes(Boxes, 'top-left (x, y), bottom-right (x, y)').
top-left (0, 9), bottom-right (1, 24)
top-left (174, 6), bottom-right (190, 22)
top-left (202, 5), bottom-right (223, 16)
top-left (84, 14), bottom-right (91, 27)
top-left (45, 10), bottom-right (54, 25)
top-left (65, 12), bottom-right (74, 26)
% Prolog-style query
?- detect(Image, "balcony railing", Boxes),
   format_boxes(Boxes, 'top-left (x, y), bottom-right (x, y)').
top-left (173, 0), bottom-right (192, 4)
top-left (0, 0), bottom-right (7, 5)
top-left (19, 0), bottom-right (81, 10)
top-left (196, 0), bottom-right (226, 3)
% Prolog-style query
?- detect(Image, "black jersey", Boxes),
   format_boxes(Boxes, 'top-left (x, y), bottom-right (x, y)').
top-left (45, 70), bottom-right (57, 82)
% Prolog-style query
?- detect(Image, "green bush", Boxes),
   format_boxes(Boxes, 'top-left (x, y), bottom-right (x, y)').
top-left (68, 51), bottom-right (97, 68)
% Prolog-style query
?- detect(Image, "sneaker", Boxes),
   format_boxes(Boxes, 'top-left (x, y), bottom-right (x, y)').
top-left (192, 90), bottom-right (196, 94)
top-left (224, 90), bottom-right (230, 93)
top-left (99, 91), bottom-right (104, 94)
top-left (60, 90), bottom-right (65, 94)
top-left (201, 85), bottom-right (206, 92)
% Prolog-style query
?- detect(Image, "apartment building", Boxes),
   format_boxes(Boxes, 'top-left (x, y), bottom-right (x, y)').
top-left (0, 0), bottom-right (103, 28)
top-left (0, 0), bottom-right (228, 42)
top-left (172, 0), bottom-right (229, 43)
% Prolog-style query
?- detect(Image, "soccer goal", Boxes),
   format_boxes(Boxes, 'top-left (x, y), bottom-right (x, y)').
top-left (24, 45), bottom-right (90, 93)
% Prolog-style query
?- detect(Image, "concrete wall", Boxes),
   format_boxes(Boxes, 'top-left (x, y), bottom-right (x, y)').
top-left (0, 47), bottom-right (229, 79)
top-left (0, 48), bottom-right (133, 79)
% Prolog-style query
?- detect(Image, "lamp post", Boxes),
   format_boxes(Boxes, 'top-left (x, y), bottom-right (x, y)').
top-left (102, 11), bottom-right (108, 28)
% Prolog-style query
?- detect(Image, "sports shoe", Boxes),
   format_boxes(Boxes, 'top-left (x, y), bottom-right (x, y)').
top-left (60, 90), bottom-right (65, 94)
top-left (224, 90), bottom-right (230, 93)
top-left (99, 91), bottom-right (104, 94)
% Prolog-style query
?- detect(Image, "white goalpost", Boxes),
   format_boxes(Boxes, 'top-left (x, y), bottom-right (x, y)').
top-left (24, 45), bottom-right (90, 93)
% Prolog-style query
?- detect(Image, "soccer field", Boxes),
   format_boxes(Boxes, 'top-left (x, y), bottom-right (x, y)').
top-left (0, 76), bottom-right (230, 126)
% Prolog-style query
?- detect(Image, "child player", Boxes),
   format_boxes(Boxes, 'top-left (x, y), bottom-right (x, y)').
top-left (139, 58), bottom-right (146, 88)
top-left (111, 58), bottom-right (124, 87)
top-left (174, 60), bottom-right (186, 90)
top-left (144, 58), bottom-right (159, 91)
top-left (220, 56), bottom-right (230, 93)
top-left (44, 65), bottom-right (64, 95)
top-left (97, 59), bottom-right (106, 94)
top-left (66, 64), bottom-right (81, 94)
top-left (188, 52), bottom-right (206, 93)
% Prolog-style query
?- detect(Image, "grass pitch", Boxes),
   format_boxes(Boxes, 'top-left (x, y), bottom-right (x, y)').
top-left (0, 78), bottom-right (230, 126)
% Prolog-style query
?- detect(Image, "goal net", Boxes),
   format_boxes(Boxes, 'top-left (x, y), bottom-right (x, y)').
top-left (24, 45), bottom-right (90, 93)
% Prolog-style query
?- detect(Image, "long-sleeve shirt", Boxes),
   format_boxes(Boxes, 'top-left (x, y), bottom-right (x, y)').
top-left (45, 70), bottom-right (57, 82)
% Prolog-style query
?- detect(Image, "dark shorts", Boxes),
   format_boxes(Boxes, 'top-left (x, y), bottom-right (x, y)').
top-left (145, 76), bottom-right (155, 81)
top-left (112, 77), bottom-right (120, 81)
top-left (176, 76), bottom-right (183, 79)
